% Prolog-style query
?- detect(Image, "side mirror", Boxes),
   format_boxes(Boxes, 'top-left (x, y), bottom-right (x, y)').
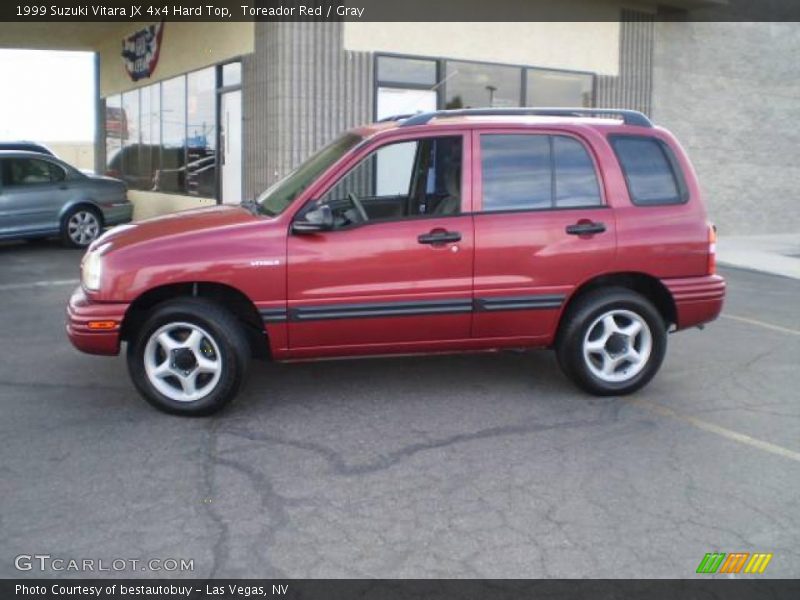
top-left (292, 204), bottom-right (334, 234)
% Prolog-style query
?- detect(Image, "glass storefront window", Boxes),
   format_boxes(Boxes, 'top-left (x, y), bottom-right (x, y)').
top-left (222, 61), bottom-right (241, 87)
top-left (103, 67), bottom-right (221, 197)
top-left (159, 75), bottom-right (187, 194)
top-left (377, 56), bottom-right (437, 86)
top-left (186, 68), bottom-right (217, 197)
top-left (104, 95), bottom-right (123, 179)
top-left (121, 90), bottom-right (142, 189)
top-left (140, 84), bottom-right (161, 191)
top-left (445, 61), bottom-right (521, 109)
top-left (526, 68), bottom-right (594, 108)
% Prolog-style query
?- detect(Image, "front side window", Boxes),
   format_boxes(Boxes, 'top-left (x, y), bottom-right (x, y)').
top-left (611, 136), bottom-right (686, 206)
top-left (313, 136), bottom-right (462, 229)
top-left (480, 134), bottom-right (602, 212)
top-left (257, 133), bottom-right (364, 217)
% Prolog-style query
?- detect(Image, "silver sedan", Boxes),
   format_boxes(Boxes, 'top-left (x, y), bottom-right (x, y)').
top-left (0, 150), bottom-right (132, 248)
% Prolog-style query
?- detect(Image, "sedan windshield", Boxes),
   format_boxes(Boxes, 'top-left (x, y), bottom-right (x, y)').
top-left (256, 133), bottom-right (364, 216)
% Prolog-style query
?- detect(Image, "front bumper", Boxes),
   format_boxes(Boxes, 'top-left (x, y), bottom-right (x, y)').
top-left (663, 274), bottom-right (726, 330)
top-left (66, 287), bottom-right (129, 355)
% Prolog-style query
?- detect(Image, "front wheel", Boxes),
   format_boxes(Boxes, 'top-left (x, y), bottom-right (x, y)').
top-left (556, 288), bottom-right (667, 396)
top-left (127, 299), bottom-right (250, 416)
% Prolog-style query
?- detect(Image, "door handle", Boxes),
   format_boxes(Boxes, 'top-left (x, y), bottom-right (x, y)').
top-left (565, 221), bottom-right (606, 235)
top-left (418, 230), bottom-right (461, 245)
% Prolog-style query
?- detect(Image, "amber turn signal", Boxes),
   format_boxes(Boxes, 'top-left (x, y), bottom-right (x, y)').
top-left (87, 321), bottom-right (118, 331)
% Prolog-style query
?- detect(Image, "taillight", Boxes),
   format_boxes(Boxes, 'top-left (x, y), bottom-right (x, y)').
top-left (707, 224), bottom-right (717, 275)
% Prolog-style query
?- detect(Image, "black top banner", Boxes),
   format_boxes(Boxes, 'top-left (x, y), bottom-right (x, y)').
top-left (2, 0), bottom-right (800, 22)
top-left (3, 579), bottom-right (800, 600)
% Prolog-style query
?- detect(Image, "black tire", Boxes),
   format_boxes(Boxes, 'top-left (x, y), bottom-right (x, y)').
top-left (61, 205), bottom-right (103, 248)
top-left (555, 287), bottom-right (667, 396)
top-left (127, 298), bottom-right (250, 416)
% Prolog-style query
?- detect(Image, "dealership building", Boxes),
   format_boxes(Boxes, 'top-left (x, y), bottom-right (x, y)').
top-left (0, 0), bottom-right (797, 234)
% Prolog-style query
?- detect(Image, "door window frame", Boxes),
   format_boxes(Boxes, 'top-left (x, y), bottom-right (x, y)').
top-left (290, 128), bottom-right (473, 231)
top-left (473, 128), bottom-right (608, 214)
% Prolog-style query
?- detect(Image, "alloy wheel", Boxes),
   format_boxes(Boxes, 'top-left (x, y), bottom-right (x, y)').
top-left (582, 309), bottom-right (653, 383)
top-left (67, 211), bottom-right (100, 246)
top-left (143, 322), bottom-right (223, 402)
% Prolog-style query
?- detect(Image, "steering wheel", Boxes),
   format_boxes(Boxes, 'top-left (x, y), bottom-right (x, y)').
top-left (347, 192), bottom-right (369, 223)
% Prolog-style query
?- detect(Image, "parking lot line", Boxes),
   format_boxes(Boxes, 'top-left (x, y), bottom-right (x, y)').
top-left (721, 313), bottom-right (800, 336)
top-left (0, 279), bottom-right (79, 292)
top-left (632, 399), bottom-right (800, 464)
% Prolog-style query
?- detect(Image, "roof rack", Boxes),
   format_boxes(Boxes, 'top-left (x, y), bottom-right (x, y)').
top-left (377, 113), bottom-right (416, 123)
top-left (398, 107), bottom-right (653, 128)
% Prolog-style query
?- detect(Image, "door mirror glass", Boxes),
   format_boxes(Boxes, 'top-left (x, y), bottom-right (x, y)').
top-left (292, 204), bottom-right (334, 234)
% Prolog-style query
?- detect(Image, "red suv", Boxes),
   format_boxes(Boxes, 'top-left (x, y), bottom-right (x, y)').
top-left (67, 108), bottom-right (725, 415)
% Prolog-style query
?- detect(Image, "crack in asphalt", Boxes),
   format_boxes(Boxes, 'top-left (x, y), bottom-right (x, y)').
top-left (219, 414), bottom-right (621, 477)
top-left (200, 420), bottom-right (230, 579)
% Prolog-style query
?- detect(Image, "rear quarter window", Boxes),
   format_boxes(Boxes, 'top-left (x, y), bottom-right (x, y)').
top-left (610, 135), bottom-right (688, 206)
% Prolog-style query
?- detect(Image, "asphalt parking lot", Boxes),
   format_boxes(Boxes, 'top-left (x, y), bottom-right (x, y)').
top-left (1, 239), bottom-right (798, 579)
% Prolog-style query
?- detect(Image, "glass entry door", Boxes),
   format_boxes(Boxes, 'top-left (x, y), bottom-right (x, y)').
top-left (220, 89), bottom-right (242, 204)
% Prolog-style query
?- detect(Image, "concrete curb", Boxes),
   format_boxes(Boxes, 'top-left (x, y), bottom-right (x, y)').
top-left (717, 235), bottom-right (800, 281)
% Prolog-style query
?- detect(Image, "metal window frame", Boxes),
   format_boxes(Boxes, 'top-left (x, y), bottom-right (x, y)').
top-left (373, 51), bottom-right (597, 119)
top-left (102, 59), bottom-right (243, 203)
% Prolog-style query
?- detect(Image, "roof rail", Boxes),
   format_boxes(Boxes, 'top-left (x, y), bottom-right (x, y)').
top-left (398, 107), bottom-right (653, 128)
top-left (377, 113), bottom-right (416, 123)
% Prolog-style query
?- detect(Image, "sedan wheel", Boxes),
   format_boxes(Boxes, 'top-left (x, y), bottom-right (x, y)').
top-left (65, 210), bottom-right (100, 247)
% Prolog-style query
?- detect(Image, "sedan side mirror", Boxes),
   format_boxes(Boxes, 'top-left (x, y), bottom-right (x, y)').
top-left (292, 204), bottom-right (334, 234)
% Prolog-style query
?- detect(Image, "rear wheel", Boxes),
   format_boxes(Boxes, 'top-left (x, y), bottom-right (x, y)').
top-left (61, 206), bottom-right (102, 248)
top-left (556, 287), bottom-right (667, 396)
top-left (127, 298), bottom-right (250, 416)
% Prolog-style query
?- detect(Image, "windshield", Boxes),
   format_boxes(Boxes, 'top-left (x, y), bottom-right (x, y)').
top-left (256, 133), bottom-right (364, 216)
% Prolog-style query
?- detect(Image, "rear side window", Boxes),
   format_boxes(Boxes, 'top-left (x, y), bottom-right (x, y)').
top-left (481, 135), bottom-right (550, 211)
top-left (480, 134), bottom-right (602, 212)
top-left (2, 158), bottom-right (62, 186)
top-left (611, 136), bottom-right (687, 206)
top-left (554, 136), bottom-right (602, 208)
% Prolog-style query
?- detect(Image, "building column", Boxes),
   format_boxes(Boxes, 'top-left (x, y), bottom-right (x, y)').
top-left (242, 21), bottom-right (373, 200)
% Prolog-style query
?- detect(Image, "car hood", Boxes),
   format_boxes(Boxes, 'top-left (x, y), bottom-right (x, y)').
top-left (95, 205), bottom-right (262, 251)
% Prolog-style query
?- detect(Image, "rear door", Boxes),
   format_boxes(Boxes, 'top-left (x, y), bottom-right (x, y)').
top-left (472, 130), bottom-right (617, 341)
top-left (286, 131), bottom-right (473, 354)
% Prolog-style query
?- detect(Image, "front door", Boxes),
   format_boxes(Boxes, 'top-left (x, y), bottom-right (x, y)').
top-left (0, 157), bottom-right (68, 237)
top-left (287, 132), bottom-right (472, 354)
top-left (220, 90), bottom-right (242, 204)
top-left (472, 130), bottom-right (617, 341)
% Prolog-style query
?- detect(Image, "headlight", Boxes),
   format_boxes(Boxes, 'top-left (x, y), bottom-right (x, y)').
top-left (81, 243), bottom-right (111, 291)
